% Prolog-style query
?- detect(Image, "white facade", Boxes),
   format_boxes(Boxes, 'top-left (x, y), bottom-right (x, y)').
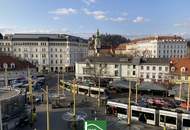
top-left (75, 57), bottom-right (170, 83)
top-left (0, 34), bottom-right (88, 72)
top-left (122, 36), bottom-right (187, 58)
top-left (139, 64), bottom-right (169, 82)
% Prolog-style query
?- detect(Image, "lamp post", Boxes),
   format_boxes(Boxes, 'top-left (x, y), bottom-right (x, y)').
top-left (4, 64), bottom-right (8, 88)
top-left (179, 71), bottom-right (183, 99)
top-left (57, 69), bottom-right (60, 96)
top-left (0, 102), bottom-right (2, 130)
top-left (28, 67), bottom-right (33, 112)
top-left (135, 79), bottom-right (139, 104)
top-left (72, 79), bottom-right (77, 117)
top-left (41, 86), bottom-right (50, 130)
top-left (187, 77), bottom-right (190, 111)
top-left (127, 81), bottom-right (131, 125)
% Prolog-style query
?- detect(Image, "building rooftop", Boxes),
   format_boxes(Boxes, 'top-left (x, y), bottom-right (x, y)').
top-left (79, 56), bottom-right (170, 65)
top-left (170, 58), bottom-right (190, 75)
top-left (117, 35), bottom-right (186, 47)
top-left (2, 33), bottom-right (88, 43)
top-left (0, 54), bottom-right (36, 71)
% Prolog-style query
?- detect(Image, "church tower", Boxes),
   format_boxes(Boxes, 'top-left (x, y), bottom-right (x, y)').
top-left (94, 29), bottom-right (101, 56)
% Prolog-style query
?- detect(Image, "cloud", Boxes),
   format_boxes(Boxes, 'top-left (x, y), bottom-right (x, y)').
top-left (110, 17), bottom-right (127, 22)
top-left (0, 25), bottom-right (69, 34)
top-left (121, 12), bottom-right (128, 16)
top-left (174, 22), bottom-right (190, 28)
top-left (83, 8), bottom-right (108, 20)
top-left (49, 8), bottom-right (77, 16)
top-left (133, 16), bottom-right (145, 23)
top-left (82, 0), bottom-right (97, 5)
top-left (52, 16), bottom-right (60, 20)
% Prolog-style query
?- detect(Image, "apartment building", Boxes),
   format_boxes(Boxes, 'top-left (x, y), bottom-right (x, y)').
top-left (0, 33), bottom-right (88, 72)
top-left (75, 56), bottom-right (170, 83)
top-left (115, 35), bottom-right (187, 58)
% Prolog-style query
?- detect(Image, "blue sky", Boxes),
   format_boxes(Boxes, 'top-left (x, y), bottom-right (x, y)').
top-left (0, 0), bottom-right (190, 38)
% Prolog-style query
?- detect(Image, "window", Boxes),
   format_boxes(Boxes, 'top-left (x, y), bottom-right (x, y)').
top-left (10, 63), bottom-right (15, 69)
top-left (183, 119), bottom-right (190, 127)
top-left (160, 115), bottom-right (176, 125)
top-left (152, 74), bottom-right (156, 79)
top-left (43, 59), bottom-right (46, 64)
top-left (152, 66), bottom-right (156, 70)
top-left (140, 73), bottom-right (144, 78)
top-left (141, 66), bottom-right (144, 70)
top-left (60, 60), bottom-right (62, 64)
top-left (133, 65), bottom-right (136, 69)
top-left (146, 73), bottom-right (149, 79)
top-left (115, 64), bottom-right (119, 68)
top-left (55, 54), bottom-right (57, 58)
top-left (60, 54), bottom-right (62, 58)
top-left (51, 60), bottom-right (53, 64)
top-left (55, 60), bottom-right (58, 64)
top-left (165, 67), bottom-right (168, 71)
top-left (133, 71), bottom-right (136, 75)
top-left (159, 67), bottom-right (162, 71)
top-left (115, 70), bottom-right (119, 76)
top-left (51, 54), bottom-right (53, 58)
top-left (147, 66), bottom-right (150, 70)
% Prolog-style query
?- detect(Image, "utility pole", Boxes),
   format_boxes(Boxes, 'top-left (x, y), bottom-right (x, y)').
top-left (187, 77), bottom-right (190, 111)
top-left (179, 71), bottom-right (183, 99)
top-left (127, 81), bottom-right (131, 125)
top-left (42, 86), bottom-right (50, 130)
top-left (0, 102), bottom-right (2, 130)
top-left (4, 65), bottom-right (8, 88)
top-left (46, 86), bottom-right (50, 130)
top-left (135, 79), bottom-right (139, 104)
top-left (98, 76), bottom-right (101, 109)
top-left (28, 67), bottom-right (33, 112)
top-left (57, 70), bottom-right (60, 96)
top-left (72, 79), bottom-right (77, 117)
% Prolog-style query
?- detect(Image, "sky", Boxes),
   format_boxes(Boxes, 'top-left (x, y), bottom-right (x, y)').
top-left (0, 0), bottom-right (190, 38)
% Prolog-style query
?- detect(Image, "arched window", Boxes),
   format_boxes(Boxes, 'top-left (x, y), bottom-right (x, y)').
top-left (3, 63), bottom-right (8, 69)
top-left (10, 63), bottom-right (16, 69)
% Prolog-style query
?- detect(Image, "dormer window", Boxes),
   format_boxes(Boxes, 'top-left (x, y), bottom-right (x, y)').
top-left (10, 63), bottom-right (16, 69)
top-left (3, 63), bottom-right (8, 69)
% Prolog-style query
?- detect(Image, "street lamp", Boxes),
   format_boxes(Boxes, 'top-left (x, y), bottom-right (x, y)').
top-left (0, 102), bottom-right (2, 130)
top-left (187, 77), bottom-right (190, 111)
top-left (179, 70), bottom-right (183, 99)
top-left (4, 63), bottom-right (8, 88)
top-left (57, 69), bottom-right (60, 96)
top-left (127, 81), bottom-right (132, 125)
top-left (135, 78), bottom-right (140, 104)
top-left (41, 86), bottom-right (50, 130)
top-left (72, 79), bottom-right (77, 117)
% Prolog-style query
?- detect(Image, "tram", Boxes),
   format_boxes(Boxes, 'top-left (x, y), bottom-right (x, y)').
top-left (78, 85), bottom-right (90, 96)
top-left (89, 87), bottom-right (105, 98)
top-left (159, 110), bottom-right (178, 129)
top-left (106, 100), bottom-right (190, 130)
top-left (106, 101), bottom-right (128, 119)
top-left (181, 113), bottom-right (190, 130)
top-left (131, 105), bottom-right (156, 125)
